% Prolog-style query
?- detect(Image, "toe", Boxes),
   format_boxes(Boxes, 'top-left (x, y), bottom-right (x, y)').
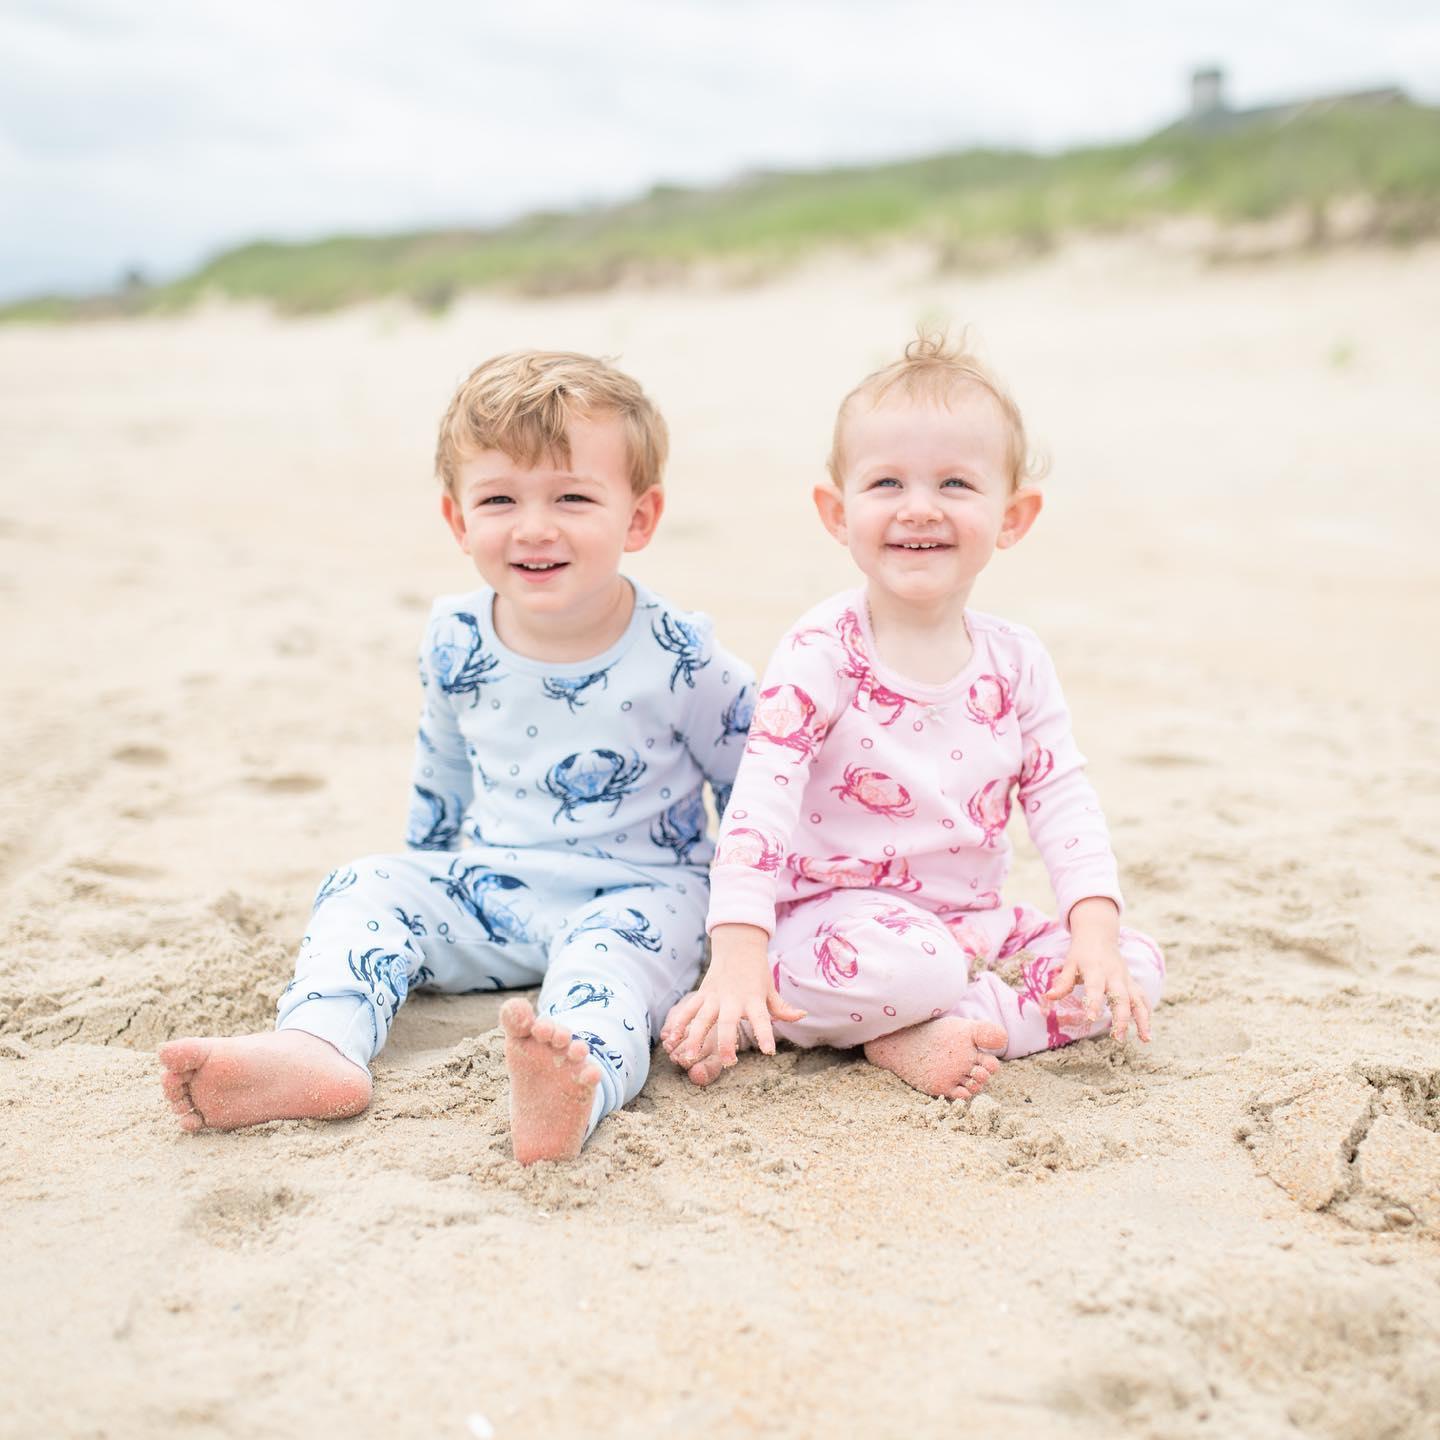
top-left (176, 1110), bottom-right (205, 1133)
top-left (973, 1022), bottom-right (1008, 1052)
top-left (157, 1038), bottom-right (210, 1072)
top-left (160, 1071), bottom-right (191, 1102)
top-left (565, 1037), bottom-right (590, 1065)
top-left (498, 998), bottom-right (536, 1038)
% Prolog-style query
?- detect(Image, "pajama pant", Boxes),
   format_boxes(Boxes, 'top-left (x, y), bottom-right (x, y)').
top-left (769, 890), bottom-right (1164, 1058)
top-left (276, 848), bottom-right (707, 1136)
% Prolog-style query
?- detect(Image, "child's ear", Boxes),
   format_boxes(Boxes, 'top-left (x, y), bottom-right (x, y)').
top-left (440, 490), bottom-right (469, 550)
top-left (813, 482), bottom-right (848, 545)
top-left (996, 486), bottom-right (1043, 550)
top-left (623, 486), bottom-right (665, 552)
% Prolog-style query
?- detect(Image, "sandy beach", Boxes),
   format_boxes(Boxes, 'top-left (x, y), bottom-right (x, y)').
top-left (2, 239), bottom-right (1438, 1439)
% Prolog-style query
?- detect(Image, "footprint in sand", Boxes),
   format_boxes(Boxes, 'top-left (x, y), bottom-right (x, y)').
top-left (244, 774), bottom-right (325, 795)
top-left (187, 1183), bottom-right (308, 1249)
top-left (1240, 1064), bottom-right (1440, 1232)
top-left (111, 743), bottom-right (168, 767)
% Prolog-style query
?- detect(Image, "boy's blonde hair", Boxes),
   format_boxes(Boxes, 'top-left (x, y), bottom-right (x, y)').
top-left (827, 330), bottom-right (1042, 492)
top-left (436, 350), bottom-right (668, 496)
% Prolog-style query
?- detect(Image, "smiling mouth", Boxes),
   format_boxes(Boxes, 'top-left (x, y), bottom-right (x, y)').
top-left (512, 560), bottom-right (568, 572)
top-left (888, 541), bottom-right (951, 551)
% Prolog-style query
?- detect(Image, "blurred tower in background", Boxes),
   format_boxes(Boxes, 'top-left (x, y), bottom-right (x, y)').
top-left (1191, 66), bottom-right (1226, 121)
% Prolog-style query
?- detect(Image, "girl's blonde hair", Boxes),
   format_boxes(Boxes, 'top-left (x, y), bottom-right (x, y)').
top-left (827, 330), bottom-right (1044, 491)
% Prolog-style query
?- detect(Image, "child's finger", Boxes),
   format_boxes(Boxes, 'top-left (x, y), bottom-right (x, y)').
top-left (767, 992), bottom-right (807, 1024)
top-left (1045, 958), bottom-right (1079, 1002)
top-left (661, 992), bottom-right (703, 1050)
top-left (674, 999), bottom-right (718, 1065)
top-left (747, 1003), bottom-right (777, 1056)
top-left (1108, 987), bottom-right (1132, 1043)
top-left (1131, 990), bottom-right (1153, 1043)
top-left (716, 1005), bottom-right (742, 1066)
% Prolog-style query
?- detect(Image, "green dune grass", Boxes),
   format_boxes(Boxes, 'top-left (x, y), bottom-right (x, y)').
top-left (8, 101), bottom-right (1438, 322)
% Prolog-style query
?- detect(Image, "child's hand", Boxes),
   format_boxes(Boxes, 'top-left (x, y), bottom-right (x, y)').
top-left (1045, 897), bottom-right (1152, 1046)
top-left (661, 923), bottom-right (805, 1071)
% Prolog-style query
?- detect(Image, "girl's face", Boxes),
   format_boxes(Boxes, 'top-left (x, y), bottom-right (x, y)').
top-left (814, 390), bottom-right (1040, 613)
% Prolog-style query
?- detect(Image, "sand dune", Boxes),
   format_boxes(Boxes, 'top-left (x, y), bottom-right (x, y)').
top-left (2, 240), bottom-right (1438, 1439)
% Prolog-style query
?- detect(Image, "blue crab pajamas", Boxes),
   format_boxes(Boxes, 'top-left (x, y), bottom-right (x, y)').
top-left (276, 581), bottom-right (754, 1137)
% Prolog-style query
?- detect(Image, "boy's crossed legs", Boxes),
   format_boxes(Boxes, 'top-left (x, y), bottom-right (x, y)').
top-left (160, 851), bottom-right (704, 1162)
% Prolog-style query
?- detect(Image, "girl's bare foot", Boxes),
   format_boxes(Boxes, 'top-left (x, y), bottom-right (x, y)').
top-left (157, 1030), bottom-right (372, 1132)
top-left (864, 1017), bottom-right (1007, 1100)
top-left (501, 998), bottom-right (602, 1165)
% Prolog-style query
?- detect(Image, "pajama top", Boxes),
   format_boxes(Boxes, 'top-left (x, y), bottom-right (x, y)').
top-left (407, 579), bottom-right (753, 874)
top-left (706, 590), bottom-right (1122, 935)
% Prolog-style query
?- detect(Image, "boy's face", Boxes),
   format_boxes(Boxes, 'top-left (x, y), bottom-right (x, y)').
top-left (814, 389), bottom-right (1040, 610)
top-left (442, 411), bottom-right (662, 637)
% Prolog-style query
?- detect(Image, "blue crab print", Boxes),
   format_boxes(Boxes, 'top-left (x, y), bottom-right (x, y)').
top-left (573, 1030), bottom-right (625, 1072)
top-left (548, 981), bottom-right (614, 1014)
top-left (541, 667), bottom-right (612, 712)
top-left (712, 782), bottom-right (733, 819)
top-left (429, 862), bottom-right (534, 945)
top-left (393, 907), bottom-right (428, 938)
top-left (313, 867), bottom-right (357, 910)
top-left (541, 748), bottom-right (647, 822)
top-left (652, 614), bottom-right (710, 691)
top-left (649, 791), bottom-right (706, 864)
top-left (430, 612), bottom-right (500, 706)
top-left (346, 947), bottom-right (410, 1016)
top-left (564, 907), bottom-right (662, 953)
top-left (412, 964), bottom-right (437, 988)
top-left (717, 685), bottom-right (754, 744)
top-left (407, 784), bottom-right (462, 850)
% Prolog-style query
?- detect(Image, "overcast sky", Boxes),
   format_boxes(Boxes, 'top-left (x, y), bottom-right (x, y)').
top-left (3, 0), bottom-right (1438, 301)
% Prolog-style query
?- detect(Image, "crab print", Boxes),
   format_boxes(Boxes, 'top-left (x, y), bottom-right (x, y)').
top-left (430, 611), bottom-right (501, 706)
top-left (865, 904), bottom-right (947, 940)
top-left (429, 863), bottom-right (534, 945)
top-left (407, 783), bottom-right (462, 851)
top-left (346, 947), bottom-right (410, 1018)
top-left (548, 981), bottom-right (614, 1013)
top-left (313, 867), bottom-right (357, 909)
top-left (746, 684), bottom-right (825, 761)
top-left (714, 826), bottom-right (783, 872)
top-left (813, 921), bottom-right (860, 988)
top-left (830, 764), bottom-right (915, 819)
top-left (1013, 954), bottom-right (1097, 1048)
top-left (564, 907), bottom-right (662, 953)
top-left (789, 853), bottom-right (920, 892)
top-left (717, 685), bottom-right (755, 744)
top-left (541, 748), bottom-right (648, 822)
top-left (965, 674), bottom-right (1013, 736)
top-left (794, 609), bottom-right (908, 724)
top-left (649, 791), bottom-right (706, 864)
top-left (1018, 735), bottom-right (1054, 795)
top-left (573, 1030), bottom-right (626, 1072)
top-left (393, 907), bottom-right (428, 938)
top-left (966, 778), bottom-right (1012, 847)
top-left (540, 667), bottom-right (611, 712)
top-left (652, 614), bottom-right (710, 691)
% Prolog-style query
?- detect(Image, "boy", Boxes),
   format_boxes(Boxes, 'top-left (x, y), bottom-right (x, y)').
top-left (160, 350), bottom-right (754, 1163)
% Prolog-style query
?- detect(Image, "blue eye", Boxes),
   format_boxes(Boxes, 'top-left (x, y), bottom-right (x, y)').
top-left (872, 477), bottom-right (900, 489)
top-left (559, 493), bottom-right (591, 504)
top-left (942, 478), bottom-right (973, 490)
top-left (477, 494), bottom-right (513, 506)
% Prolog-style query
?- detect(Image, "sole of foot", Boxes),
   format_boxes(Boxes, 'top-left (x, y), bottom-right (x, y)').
top-left (501, 997), bottom-right (602, 1165)
top-left (158, 1030), bottom-right (372, 1132)
top-left (864, 1017), bottom-right (1007, 1100)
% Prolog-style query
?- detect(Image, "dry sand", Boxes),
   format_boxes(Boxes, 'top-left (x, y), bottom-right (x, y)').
top-left (2, 240), bottom-right (1438, 1440)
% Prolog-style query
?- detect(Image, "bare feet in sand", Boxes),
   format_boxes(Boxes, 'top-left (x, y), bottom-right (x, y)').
top-left (501, 998), bottom-right (602, 1165)
top-left (864, 1017), bottom-right (1007, 1100)
top-left (158, 1030), bottom-right (372, 1132)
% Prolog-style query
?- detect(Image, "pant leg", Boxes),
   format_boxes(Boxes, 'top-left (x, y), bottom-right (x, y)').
top-left (951, 903), bottom-right (1166, 1058)
top-left (539, 878), bottom-right (708, 1137)
top-left (277, 850), bottom-right (550, 1069)
top-left (769, 890), bottom-right (978, 1049)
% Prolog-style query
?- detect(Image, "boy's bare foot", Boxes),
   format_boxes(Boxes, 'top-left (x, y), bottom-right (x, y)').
top-left (158, 1031), bottom-right (372, 1132)
top-left (501, 998), bottom-right (602, 1165)
top-left (864, 1018), bottom-right (1007, 1100)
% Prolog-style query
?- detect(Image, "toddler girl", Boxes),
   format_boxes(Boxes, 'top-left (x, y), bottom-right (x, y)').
top-left (661, 334), bottom-right (1164, 1100)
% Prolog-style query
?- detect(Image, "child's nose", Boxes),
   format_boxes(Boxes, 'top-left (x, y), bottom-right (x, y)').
top-left (898, 490), bottom-right (941, 522)
top-left (514, 506), bottom-right (559, 542)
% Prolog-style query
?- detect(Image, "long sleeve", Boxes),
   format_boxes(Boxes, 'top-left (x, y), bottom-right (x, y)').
top-left (1014, 638), bottom-right (1122, 921)
top-left (706, 626), bottom-right (845, 935)
top-left (404, 605), bottom-right (476, 851)
top-left (680, 623), bottom-right (757, 820)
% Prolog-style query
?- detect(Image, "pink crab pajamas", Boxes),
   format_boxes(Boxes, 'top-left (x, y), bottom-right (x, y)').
top-left (706, 591), bottom-right (1164, 1058)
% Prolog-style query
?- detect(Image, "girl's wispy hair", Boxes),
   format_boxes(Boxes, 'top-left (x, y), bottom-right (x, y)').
top-left (827, 328), bottom-right (1047, 490)
top-left (436, 350), bottom-right (668, 495)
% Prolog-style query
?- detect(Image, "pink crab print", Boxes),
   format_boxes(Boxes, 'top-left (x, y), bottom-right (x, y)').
top-left (865, 904), bottom-right (947, 940)
top-left (965, 674), bottom-right (1013, 736)
top-left (715, 826), bottom-right (783, 873)
top-left (1019, 735), bottom-right (1054, 792)
top-left (794, 611), bottom-right (908, 725)
top-left (831, 764), bottom-right (915, 819)
top-left (746, 684), bottom-right (824, 762)
top-left (965, 778), bottom-right (1012, 847)
top-left (942, 916), bottom-right (994, 968)
top-left (813, 921), bottom-right (860, 988)
top-left (1013, 955), bottom-right (1099, 1049)
top-left (789, 853), bottom-right (921, 892)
